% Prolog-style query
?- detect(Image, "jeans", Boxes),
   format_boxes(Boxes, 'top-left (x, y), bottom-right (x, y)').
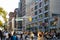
top-left (52, 37), bottom-right (57, 40)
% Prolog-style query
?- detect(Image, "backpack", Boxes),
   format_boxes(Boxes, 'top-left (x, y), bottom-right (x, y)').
top-left (11, 36), bottom-right (18, 40)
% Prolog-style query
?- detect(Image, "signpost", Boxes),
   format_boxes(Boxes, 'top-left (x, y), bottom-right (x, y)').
top-left (15, 17), bottom-right (23, 21)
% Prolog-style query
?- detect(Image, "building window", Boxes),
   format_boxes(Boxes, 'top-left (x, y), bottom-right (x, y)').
top-left (35, 11), bottom-right (38, 15)
top-left (35, 0), bottom-right (38, 3)
top-left (50, 21), bottom-right (57, 26)
top-left (44, 0), bottom-right (48, 4)
top-left (45, 5), bottom-right (48, 11)
top-left (35, 5), bottom-right (38, 10)
top-left (32, 18), bottom-right (34, 21)
top-left (32, 23), bottom-right (34, 27)
top-left (39, 9), bottom-right (42, 13)
top-left (26, 25), bottom-right (29, 27)
top-left (31, 8), bottom-right (33, 11)
top-left (32, 13), bottom-right (34, 16)
top-left (44, 19), bottom-right (48, 23)
top-left (39, 21), bottom-right (42, 25)
top-left (39, 2), bottom-right (42, 7)
top-left (28, 24), bottom-right (30, 27)
top-left (35, 22), bottom-right (38, 25)
top-left (35, 17), bottom-right (37, 20)
top-left (39, 0), bottom-right (42, 1)
top-left (45, 12), bottom-right (49, 17)
top-left (39, 14), bottom-right (43, 18)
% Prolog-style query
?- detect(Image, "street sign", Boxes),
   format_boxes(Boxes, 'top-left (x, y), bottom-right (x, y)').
top-left (15, 17), bottom-right (23, 21)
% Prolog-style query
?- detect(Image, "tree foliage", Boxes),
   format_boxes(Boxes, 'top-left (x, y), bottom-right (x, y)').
top-left (0, 7), bottom-right (7, 23)
top-left (0, 20), bottom-right (3, 26)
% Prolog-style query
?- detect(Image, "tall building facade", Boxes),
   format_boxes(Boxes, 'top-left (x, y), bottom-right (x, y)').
top-left (22, 0), bottom-right (34, 32)
top-left (23, 0), bottom-right (50, 32)
top-left (20, 0), bottom-right (26, 16)
top-left (20, 0), bottom-right (59, 32)
top-left (14, 8), bottom-right (18, 30)
top-left (50, 0), bottom-right (60, 32)
top-left (50, 0), bottom-right (60, 14)
top-left (17, 0), bottom-right (26, 31)
top-left (9, 12), bottom-right (15, 31)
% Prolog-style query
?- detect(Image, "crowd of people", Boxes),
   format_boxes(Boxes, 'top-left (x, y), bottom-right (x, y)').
top-left (0, 30), bottom-right (19, 40)
top-left (0, 30), bottom-right (60, 40)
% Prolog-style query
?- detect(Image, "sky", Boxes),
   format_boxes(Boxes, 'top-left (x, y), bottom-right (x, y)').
top-left (0, 0), bottom-right (19, 23)
top-left (0, 0), bottom-right (19, 13)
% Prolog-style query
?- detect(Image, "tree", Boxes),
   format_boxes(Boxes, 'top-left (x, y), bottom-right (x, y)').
top-left (0, 7), bottom-right (7, 28)
top-left (0, 7), bottom-right (7, 23)
top-left (0, 20), bottom-right (3, 27)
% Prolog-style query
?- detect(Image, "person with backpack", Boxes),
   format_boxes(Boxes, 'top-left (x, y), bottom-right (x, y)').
top-left (8, 33), bottom-right (12, 40)
top-left (10, 32), bottom-right (18, 40)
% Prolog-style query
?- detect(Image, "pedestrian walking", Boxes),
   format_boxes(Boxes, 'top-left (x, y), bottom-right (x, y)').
top-left (0, 30), bottom-right (3, 40)
top-left (20, 34), bottom-right (23, 40)
top-left (3, 30), bottom-right (9, 40)
top-left (5, 32), bottom-right (9, 40)
top-left (30, 32), bottom-right (34, 40)
top-left (52, 33), bottom-right (57, 40)
top-left (8, 33), bottom-right (12, 40)
top-left (10, 32), bottom-right (18, 40)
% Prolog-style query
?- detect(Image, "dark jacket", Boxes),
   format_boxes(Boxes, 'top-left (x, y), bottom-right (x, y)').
top-left (0, 30), bottom-right (3, 37)
top-left (11, 35), bottom-right (18, 40)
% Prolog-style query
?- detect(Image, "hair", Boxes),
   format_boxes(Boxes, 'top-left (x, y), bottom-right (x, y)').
top-left (13, 32), bottom-right (16, 35)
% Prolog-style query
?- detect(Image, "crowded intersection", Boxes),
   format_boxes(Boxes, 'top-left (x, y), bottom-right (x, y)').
top-left (0, 0), bottom-right (60, 40)
top-left (0, 30), bottom-right (60, 40)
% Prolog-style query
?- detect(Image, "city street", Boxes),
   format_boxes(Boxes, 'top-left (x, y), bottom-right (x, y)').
top-left (0, 0), bottom-right (60, 40)
top-left (0, 36), bottom-right (60, 40)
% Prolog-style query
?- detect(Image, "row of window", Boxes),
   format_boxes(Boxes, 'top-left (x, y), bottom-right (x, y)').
top-left (35, 0), bottom-right (48, 5)
top-left (32, 16), bottom-right (49, 22)
top-left (35, 9), bottom-right (42, 15)
top-left (26, 20), bottom-right (57, 29)
top-left (34, 12), bottom-right (49, 19)
top-left (34, 2), bottom-right (42, 10)
top-left (26, 20), bottom-right (49, 27)
top-left (34, 0), bottom-right (48, 10)
top-left (34, 5), bottom-right (48, 15)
